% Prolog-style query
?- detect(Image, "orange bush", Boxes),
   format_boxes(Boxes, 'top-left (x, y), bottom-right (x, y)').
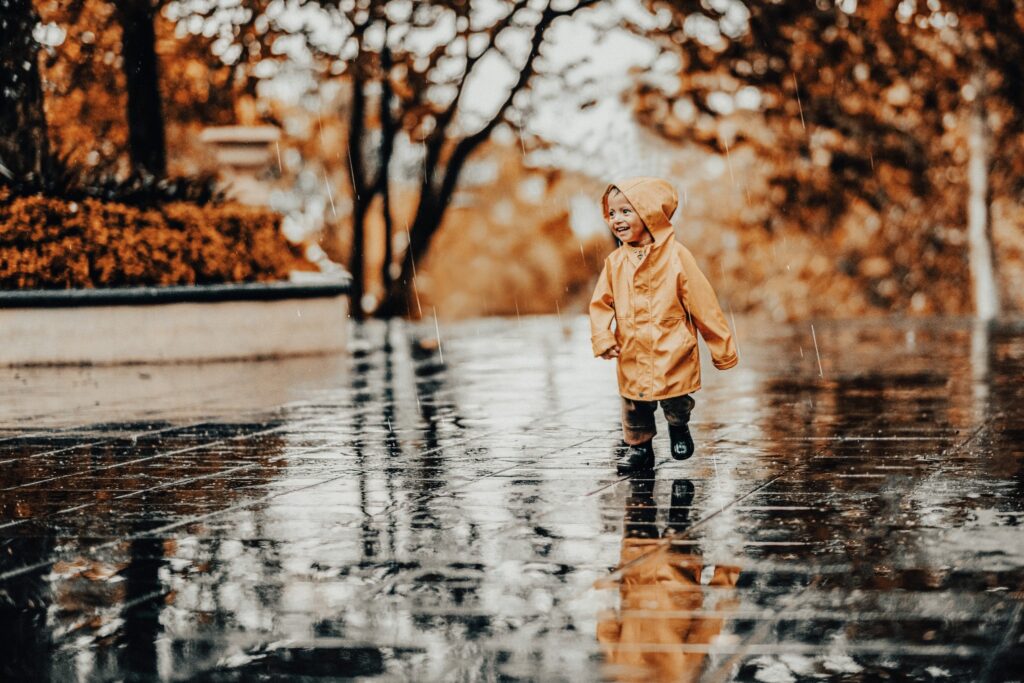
top-left (0, 188), bottom-right (312, 289)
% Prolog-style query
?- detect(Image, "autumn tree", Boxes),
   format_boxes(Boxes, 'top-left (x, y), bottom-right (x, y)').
top-left (37, 0), bottom-right (128, 173)
top-left (184, 0), bottom-right (602, 317)
top-left (38, 0), bottom-right (239, 178)
top-left (0, 0), bottom-right (50, 182)
top-left (35, 0), bottom-right (173, 178)
top-left (324, 0), bottom-right (603, 317)
top-left (628, 0), bottom-right (1024, 315)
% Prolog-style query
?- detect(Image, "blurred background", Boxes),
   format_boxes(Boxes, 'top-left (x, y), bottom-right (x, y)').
top-left (2, 0), bottom-right (1022, 321)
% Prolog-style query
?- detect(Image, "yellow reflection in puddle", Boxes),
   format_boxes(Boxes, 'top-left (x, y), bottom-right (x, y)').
top-left (596, 479), bottom-right (740, 682)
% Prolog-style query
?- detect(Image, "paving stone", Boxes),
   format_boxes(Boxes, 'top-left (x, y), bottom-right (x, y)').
top-left (1, 316), bottom-right (1022, 681)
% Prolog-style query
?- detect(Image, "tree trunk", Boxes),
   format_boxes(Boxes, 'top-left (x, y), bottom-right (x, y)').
top-left (966, 77), bottom-right (1000, 321)
top-left (346, 70), bottom-right (369, 318)
top-left (375, 131), bottom-right (488, 319)
top-left (117, 0), bottom-right (167, 178)
top-left (381, 178), bottom-right (394, 295)
top-left (367, 1), bottom-right (599, 319)
top-left (0, 0), bottom-right (49, 182)
top-left (376, 188), bottom-right (440, 318)
top-left (378, 46), bottom-right (396, 298)
top-left (350, 199), bottom-right (367, 317)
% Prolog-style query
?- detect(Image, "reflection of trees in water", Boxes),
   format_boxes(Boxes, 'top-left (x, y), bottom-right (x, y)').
top-left (120, 524), bottom-right (164, 680)
top-left (0, 535), bottom-right (54, 680)
top-left (241, 321), bottom-right (493, 674)
top-left (974, 321), bottom-right (1024, 679)
top-left (757, 335), bottom-right (960, 566)
top-left (401, 327), bottom-right (494, 636)
top-left (753, 320), bottom-right (1023, 582)
top-left (973, 322), bottom-right (1024, 482)
top-left (0, 422), bottom-right (289, 680)
top-left (738, 321), bottom-right (1024, 679)
top-left (598, 477), bottom-right (740, 683)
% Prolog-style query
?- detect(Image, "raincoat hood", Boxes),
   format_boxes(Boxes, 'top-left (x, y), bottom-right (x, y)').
top-left (602, 177), bottom-right (679, 246)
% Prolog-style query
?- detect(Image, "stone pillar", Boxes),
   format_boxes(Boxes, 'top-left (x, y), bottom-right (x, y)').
top-left (199, 125), bottom-right (281, 206)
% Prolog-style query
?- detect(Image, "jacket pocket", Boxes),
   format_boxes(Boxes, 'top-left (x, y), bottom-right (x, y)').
top-left (658, 317), bottom-right (696, 348)
top-left (655, 317), bottom-right (698, 394)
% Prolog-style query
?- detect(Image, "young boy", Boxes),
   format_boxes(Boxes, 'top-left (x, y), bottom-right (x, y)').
top-left (590, 177), bottom-right (738, 473)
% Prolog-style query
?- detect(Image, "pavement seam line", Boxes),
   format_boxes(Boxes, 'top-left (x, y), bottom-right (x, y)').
top-left (0, 399), bottom-right (604, 583)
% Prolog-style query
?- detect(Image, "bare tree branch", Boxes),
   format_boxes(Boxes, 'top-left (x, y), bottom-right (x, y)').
top-left (437, 0), bottom-right (601, 209)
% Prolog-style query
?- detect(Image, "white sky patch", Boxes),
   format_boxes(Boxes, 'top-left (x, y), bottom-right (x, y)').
top-left (736, 85), bottom-right (762, 110)
top-left (457, 50), bottom-right (520, 130)
top-left (707, 91), bottom-right (736, 115)
top-left (33, 22), bottom-right (66, 47)
top-left (523, 5), bottom-right (664, 178)
top-left (569, 194), bottom-right (608, 239)
top-left (684, 13), bottom-right (723, 47)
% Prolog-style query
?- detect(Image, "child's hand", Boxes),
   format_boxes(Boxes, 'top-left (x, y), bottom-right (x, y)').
top-left (600, 345), bottom-right (620, 360)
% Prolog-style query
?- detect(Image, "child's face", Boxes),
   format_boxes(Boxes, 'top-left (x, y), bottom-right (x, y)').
top-left (606, 192), bottom-right (651, 246)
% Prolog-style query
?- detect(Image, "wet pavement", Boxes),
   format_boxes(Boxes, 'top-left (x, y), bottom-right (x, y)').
top-left (1, 314), bottom-right (1023, 682)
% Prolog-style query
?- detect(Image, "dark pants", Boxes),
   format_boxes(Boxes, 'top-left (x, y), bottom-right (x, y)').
top-left (621, 394), bottom-right (696, 445)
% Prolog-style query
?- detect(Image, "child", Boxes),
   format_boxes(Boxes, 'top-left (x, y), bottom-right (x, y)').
top-left (589, 177), bottom-right (738, 473)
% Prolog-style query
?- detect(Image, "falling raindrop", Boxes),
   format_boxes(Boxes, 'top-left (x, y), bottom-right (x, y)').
top-left (324, 172), bottom-right (337, 218)
top-left (347, 150), bottom-right (359, 200)
top-left (811, 324), bottom-right (823, 378)
top-left (433, 307), bottom-right (444, 364)
top-left (408, 226), bottom-right (423, 318)
top-left (724, 139), bottom-right (735, 187)
top-left (728, 305), bottom-right (739, 359)
top-left (275, 141), bottom-right (283, 174)
top-left (792, 73), bottom-right (806, 132)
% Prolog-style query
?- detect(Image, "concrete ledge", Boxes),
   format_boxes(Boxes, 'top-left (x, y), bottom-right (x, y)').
top-left (0, 280), bottom-right (350, 308)
top-left (0, 282), bottom-right (350, 366)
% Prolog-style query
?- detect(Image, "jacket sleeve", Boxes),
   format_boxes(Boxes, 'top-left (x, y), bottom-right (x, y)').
top-left (677, 246), bottom-right (739, 370)
top-left (589, 259), bottom-right (617, 357)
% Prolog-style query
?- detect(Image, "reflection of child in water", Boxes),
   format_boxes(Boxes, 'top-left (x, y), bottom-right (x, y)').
top-left (589, 177), bottom-right (738, 473)
top-left (596, 479), bottom-right (740, 683)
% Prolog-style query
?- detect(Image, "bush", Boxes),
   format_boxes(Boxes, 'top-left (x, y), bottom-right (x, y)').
top-left (0, 186), bottom-right (313, 289)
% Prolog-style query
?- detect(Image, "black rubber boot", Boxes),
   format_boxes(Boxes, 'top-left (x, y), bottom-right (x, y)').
top-left (624, 477), bottom-right (658, 538)
top-left (666, 479), bottom-right (695, 536)
top-left (668, 424), bottom-right (695, 460)
top-left (616, 440), bottom-right (654, 474)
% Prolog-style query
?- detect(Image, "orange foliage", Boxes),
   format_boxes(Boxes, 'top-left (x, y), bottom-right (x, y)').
top-left (37, 0), bottom-right (129, 172)
top-left (0, 186), bottom-right (312, 289)
top-left (37, 0), bottom-right (237, 175)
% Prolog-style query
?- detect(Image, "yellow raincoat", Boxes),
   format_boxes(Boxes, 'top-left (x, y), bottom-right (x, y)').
top-left (596, 543), bottom-right (740, 683)
top-left (589, 177), bottom-right (738, 400)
